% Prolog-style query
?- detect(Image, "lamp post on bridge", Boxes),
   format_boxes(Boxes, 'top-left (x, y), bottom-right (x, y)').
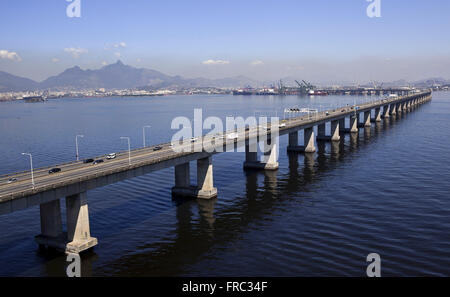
top-left (75, 134), bottom-right (84, 161)
top-left (143, 125), bottom-right (151, 147)
top-left (21, 153), bottom-right (35, 189)
top-left (120, 137), bottom-right (131, 165)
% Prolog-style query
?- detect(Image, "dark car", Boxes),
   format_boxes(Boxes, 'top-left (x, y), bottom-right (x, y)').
top-left (83, 158), bottom-right (94, 164)
top-left (48, 168), bottom-right (61, 174)
top-left (153, 146), bottom-right (162, 151)
top-left (92, 159), bottom-right (104, 165)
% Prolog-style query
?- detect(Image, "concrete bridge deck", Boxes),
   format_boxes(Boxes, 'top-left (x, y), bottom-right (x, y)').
top-left (0, 90), bottom-right (432, 253)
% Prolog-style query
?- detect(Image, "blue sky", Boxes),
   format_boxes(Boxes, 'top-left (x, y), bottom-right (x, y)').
top-left (1, 0), bottom-right (450, 83)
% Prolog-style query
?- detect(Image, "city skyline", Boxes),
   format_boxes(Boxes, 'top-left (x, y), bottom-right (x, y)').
top-left (1, 0), bottom-right (450, 82)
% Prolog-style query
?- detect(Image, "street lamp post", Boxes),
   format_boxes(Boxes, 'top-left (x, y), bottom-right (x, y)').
top-left (143, 126), bottom-right (151, 147)
top-left (120, 137), bottom-right (131, 165)
top-left (75, 134), bottom-right (84, 161)
top-left (21, 153), bottom-right (35, 189)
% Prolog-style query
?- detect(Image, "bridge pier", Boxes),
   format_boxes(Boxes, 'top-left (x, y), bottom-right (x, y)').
top-left (330, 120), bottom-right (340, 141)
top-left (350, 115), bottom-right (358, 133)
top-left (287, 132), bottom-right (299, 152)
top-left (316, 121), bottom-right (340, 141)
top-left (339, 118), bottom-right (346, 133)
top-left (374, 107), bottom-right (381, 122)
top-left (35, 200), bottom-right (64, 249)
top-left (244, 139), bottom-right (279, 170)
top-left (65, 192), bottom-right (97, 253)
top-left (316, 123), bottom-right (329, 141)
top-left (35, 193), bottom-right (97, 254)
top-left (364, 111), bottom-right (371, 127)
top-left (196, 157), bottom-right (218, 199)
top-left (390, 103), bottom-right (397, 115)
top-left (383, 105), bottom-right (390, 118)
top-left (172, 158), bottom-right (218, 199)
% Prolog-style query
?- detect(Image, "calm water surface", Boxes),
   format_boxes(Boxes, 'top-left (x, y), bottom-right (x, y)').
top-left (0, 92), bottom-right (449, 276)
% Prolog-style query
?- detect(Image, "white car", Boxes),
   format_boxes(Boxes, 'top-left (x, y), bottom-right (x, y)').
top-left (190, 137), bottom-right (198, 142)
top-left (279, 123), bottom-right (286, 128)
top-left (106, 153), bottom-right (116, 159)
top-left (227, 132), bottom-right (239, 140)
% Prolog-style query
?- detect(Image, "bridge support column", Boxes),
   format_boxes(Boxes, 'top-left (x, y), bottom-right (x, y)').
top-left (383, 105), bottom-right (390, 118)
top-left (316, 123), bottom-right (330, 141)
top-left (364, 111), bottom-right (371, 127)
top-left (402, 102), bottom-right (407, 112)
top-left (173, 159), bottom-right (218, 199)
top-left (35, 200), bottom-right (64, 249)
top-left (65, 192), bottom-right (98, 254)
top-left (175, 163), bottom-right (190, 188)
top-left (35, 194), bottom-right (97, 254)
top-left (390, 103), bottom-right (397, 115)
top-left (330, 120), bottom-right (340, 142)
top-left (244, 139), bottom-right (279, 170)
top-left (339, 118), bottom-right (346, 133)
top-left (374, 107), bottom-right (381, 122)
top-left (287, 132), bottom-right (299, 152)
top-left (303, 128), bottom-right (316, 153)
top-left (196, 157), bottom-right (218, 199)
top-left (350, 115), bottom-right (358, 133)
top-left (396, 103), bottom-right (402, 114)
top-left (245, 142), bottom-right (258, 162)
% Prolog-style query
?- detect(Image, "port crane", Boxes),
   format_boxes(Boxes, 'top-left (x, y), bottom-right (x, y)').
top-left (295, 80), bottom-right (315, 94)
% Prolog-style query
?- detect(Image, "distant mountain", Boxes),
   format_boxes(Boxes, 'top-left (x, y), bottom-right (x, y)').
top-left (0, 61), bottom-right (257, 91)
top-left (1, 62), bottom-right (448, 91)
top-left (0, 71), bottom-right (39, 92)
top-left (40, 60), bottom-right (181, 90)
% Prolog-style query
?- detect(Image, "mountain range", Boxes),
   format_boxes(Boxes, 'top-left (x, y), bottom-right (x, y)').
top-left (0, 60), bottom-right (258, 92)
top-left (0, 61), bottom-right (449, 92)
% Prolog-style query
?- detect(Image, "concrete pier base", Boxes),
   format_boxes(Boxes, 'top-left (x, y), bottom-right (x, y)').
top-left (286, 132), bottom-right (299, 152)
top-left (350, 115), bottom-right (358, 133)
top-left (339, 118), bottom-right (346, 133)
top-left (287, 127), bottom-right (316, 153)
top-left (383, 105), bottom-right (390, 118)
top-left (65, 192), bottom-right (97, 254)
top-left (244, 139), bottom-right (279, 170)
top-left (330, 120), bottom-right (340, 141)
top-left (35, 199), bottom-right (64, 250)
top-left (172, 159), bottom-right (217, 199)
top-left (35, 195), bottom-right (97, 254)
top-left (375, 107), bottom-right (381, 122)
top-left (390, 103), bottom-right (397, 115)
top-left (196, 157), bottom-right (218, 199)
top-left (364, 111), bottom-right (371, 127)
top-left (316, 123), bottom-right (331, 141)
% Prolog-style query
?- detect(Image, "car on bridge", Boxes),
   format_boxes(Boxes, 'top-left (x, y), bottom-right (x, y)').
top-left (106, 153), bottom-right (116, 159)
top-left (7, 178), bottom-right (17, 184)
top-left (48, 168), bottom-right (61, 174)
top-left (153, 146), bottom-right (162, 151)
top-left (93, 159), bottom-right (104, 165)
top-left (83, 158), bottom-right (94, 164)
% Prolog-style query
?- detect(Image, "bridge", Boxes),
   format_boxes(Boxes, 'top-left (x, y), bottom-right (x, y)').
top-left (0, 91), bottom-right (432, 253)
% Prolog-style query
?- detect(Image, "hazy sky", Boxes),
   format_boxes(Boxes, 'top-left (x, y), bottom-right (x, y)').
top-left (1, 0), bottom-right (450, 83)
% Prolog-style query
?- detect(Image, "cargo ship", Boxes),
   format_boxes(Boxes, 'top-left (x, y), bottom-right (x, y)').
top-left (23, 96), bottom-right (46, 102)
top-left (308, 90), bottom-right (328, 96)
